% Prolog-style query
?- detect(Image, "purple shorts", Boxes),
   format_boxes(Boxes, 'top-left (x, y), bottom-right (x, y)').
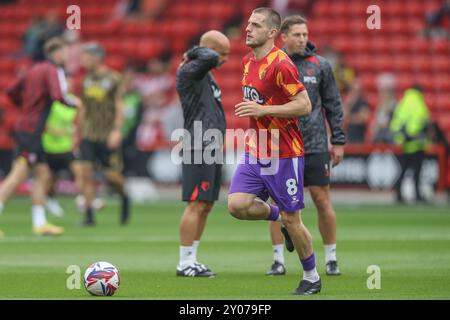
top-left (229, 153), bottom-right (305, 212)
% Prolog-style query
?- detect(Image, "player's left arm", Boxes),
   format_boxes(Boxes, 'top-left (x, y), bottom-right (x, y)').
top-left (320, 59), bottom-right (346, 166)
top-left (107, 75), bottom-right (125, 150)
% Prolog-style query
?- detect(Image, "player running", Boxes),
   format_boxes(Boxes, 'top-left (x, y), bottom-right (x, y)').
top-left (41, 75), bottom-right (106, 218)
top-left (0, 37), bottom-right (82, 236)
top-left (42, 99), bottom-right (80, 217)
top-left (78, 42), bottom-right (130, 226)
top-left (228, 8), bottom-right (321, 295)
top-left (266, 15), bottom-right (346, 277)
top-left (175, 30), bottom-right (230, 277)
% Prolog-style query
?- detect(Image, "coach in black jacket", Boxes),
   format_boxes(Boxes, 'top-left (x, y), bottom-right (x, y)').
top-left (175, 30), bottom-right (229, 277)
top-left (266, 16), bottom-right (346, 277)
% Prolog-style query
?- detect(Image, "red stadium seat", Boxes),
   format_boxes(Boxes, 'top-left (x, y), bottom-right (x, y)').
top-left (429, 40), bottom-right (450, 55)
top-left (404, 2), bottom-right (426, 18)
top-left (314, 1), bottom-right (330, 17)
top-left (347, 19), bottom-right (367, 35)
top-left (383, 19), bottom-right (410, 36)
top-left (433, 75), bottom-right (450, 93)
top-left (435, 94), bottom-right (450, 112)
top-left (414, 55), bottom-right (433, 73)
top-left (347, 55), bottom-right (372, 72)
top-left (168, 3), bottom-right (190, 17)
top-left (331, 37), bottom-right (352, 54)
top-left (170, 41), bottom-right (187, 55)
top-left (406, 18), bottom-right (426, 35)
top-left (208, 3), bottom-right (234, 20)
top-left (392, 55), bottom-right (413, 72)
top-left (101, 39), bottom-right (120, 55)
top-left (389, 37), bottom-right (410, 54)
top-left (437, 115), bottom-right (450, 132)
top-left (360, 74), bottom-right (376, 92)
top-left (432, 56), bottom-right (450, 72)
top-left (331, 2), bottom-right (348, 18)
top-left (169, 20), bottom-right (199, 38)
top-left (105, 55), bottom-right (124, 71)
top-left (411, 39), bottom-right (430, 55)
top-left (396, 74), bottom-right (414, 91)
top-left (0, 59), bottom-right (17, 73)
top-left (353, 37), bottom-right (371, 54)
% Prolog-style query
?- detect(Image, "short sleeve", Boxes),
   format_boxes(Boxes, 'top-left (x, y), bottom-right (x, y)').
top-left (275, 60), bottom-right (305, 98)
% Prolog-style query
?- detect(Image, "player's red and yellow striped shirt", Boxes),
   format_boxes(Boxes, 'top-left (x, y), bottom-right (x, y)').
top-left (241, 46), bottom-right (305, 159)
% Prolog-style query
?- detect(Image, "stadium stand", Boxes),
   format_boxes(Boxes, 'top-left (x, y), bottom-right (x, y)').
top-left (0, 0), bottom-right (448, 187)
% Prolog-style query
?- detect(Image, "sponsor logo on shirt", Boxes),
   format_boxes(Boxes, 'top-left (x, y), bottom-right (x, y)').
top-left (303, 76), bottom-right (317, 84)
top-left (243, 86), bottom-right (265, 104)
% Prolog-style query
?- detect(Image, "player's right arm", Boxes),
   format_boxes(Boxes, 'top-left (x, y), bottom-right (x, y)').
top-left (177, 46), bottom-right (219, 81)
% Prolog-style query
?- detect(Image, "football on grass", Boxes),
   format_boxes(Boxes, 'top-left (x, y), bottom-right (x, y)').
top-left (84, 261), bottom-right (120, 296)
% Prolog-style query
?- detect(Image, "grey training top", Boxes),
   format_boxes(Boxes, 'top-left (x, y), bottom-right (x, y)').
top-left (286, 43), bottom-right (346, 154)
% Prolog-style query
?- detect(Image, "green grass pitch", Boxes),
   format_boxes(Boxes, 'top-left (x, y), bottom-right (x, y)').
top-left (0, 197), bottom-right (449, 299)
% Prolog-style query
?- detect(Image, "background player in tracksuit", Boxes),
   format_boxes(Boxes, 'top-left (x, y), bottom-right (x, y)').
top-left (42, 97), bottom-right (105, 217)
top-left (42, 79), bottom-right (107, 218)
top-left (0, 37), bottom-right (82, 236)
top-left (175, 30), bottom-right (230, 277)
top-left (266, 15), bottom-right (346, 276)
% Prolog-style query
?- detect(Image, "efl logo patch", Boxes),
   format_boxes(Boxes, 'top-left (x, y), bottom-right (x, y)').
top-left (306, 68), bottom-right (315, 76)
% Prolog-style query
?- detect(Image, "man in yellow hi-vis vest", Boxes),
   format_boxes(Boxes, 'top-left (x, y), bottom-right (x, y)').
top-left (390, 85), bottom-right (430, 203)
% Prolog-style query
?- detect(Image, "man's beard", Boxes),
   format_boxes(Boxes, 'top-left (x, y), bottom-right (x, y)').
top-left (246, 38), bottom-right (264, 48)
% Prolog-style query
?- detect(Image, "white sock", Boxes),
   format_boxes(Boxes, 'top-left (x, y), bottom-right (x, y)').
top-left (0, 202), bottom-right (4, 214)
top-left (179, 246), bottom-right (194, 268)
top-left (273, 244), bottom-right (285, 264)
top-left (324, 244), bottom-right (337, 263)
top-left (32, 205), bottom-right (47, 228)
top-left (192, 240), bottom-right (200, 263)
top-left (303, 267), bottom-right (320, 283)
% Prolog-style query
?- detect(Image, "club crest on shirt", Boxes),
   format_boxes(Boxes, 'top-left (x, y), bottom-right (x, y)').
top-left (303, 67), bottom-right (317, 84)
top-left (306, 67), bottom-right (315, 76)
